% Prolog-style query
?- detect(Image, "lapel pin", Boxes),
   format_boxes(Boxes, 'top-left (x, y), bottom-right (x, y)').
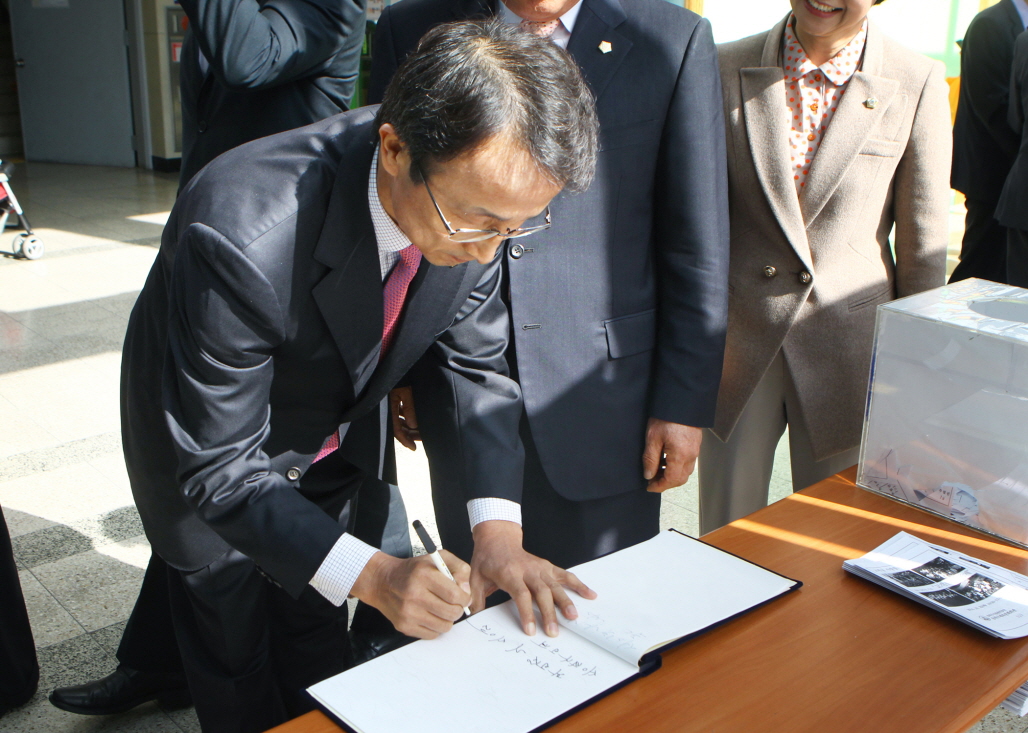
top-left (599, 40), bottom-right (612, 54)
top-left (864, 97), bottom-right (878, 109)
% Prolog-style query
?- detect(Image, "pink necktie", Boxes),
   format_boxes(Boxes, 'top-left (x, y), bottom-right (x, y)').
top-left (520, 17), bottom-right (560, 37)
top-left (313, 243), bottom-right (423, 463)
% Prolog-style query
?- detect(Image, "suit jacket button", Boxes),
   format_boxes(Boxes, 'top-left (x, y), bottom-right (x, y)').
top-left (198, 120), bottom-right (208, 133)
top-left (510, 243), bottom-right (525, 259)
top-left (286, 467), bottom-right (301, 481)
top-left (799, 271), bottom-right (812, 284)
top-left (763, 265), bottom-right (777, 278)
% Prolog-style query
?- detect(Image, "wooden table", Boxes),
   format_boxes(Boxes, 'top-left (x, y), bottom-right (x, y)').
top-left (269, 467), bottom-right (1028, 733)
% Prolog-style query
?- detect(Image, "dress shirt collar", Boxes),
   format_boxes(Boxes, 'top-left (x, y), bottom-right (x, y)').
top-left (1013, 0), bottom-right (1028, 31)
top-left (497, 0), bottom-right (582, 43)
top-left (782, 15), bottom-right (867, 86)
top-left (368, 147), bottom-right (414, 274)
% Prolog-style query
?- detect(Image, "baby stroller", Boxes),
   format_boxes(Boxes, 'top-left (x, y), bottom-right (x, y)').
top-left (0, 160), bottom-right (43, 260)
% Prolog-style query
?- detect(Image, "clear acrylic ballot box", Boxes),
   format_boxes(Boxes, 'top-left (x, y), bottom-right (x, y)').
top-left (858, 278), bottom-right (1028, 548)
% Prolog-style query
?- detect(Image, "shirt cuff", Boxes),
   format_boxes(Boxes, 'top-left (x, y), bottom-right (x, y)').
top-left (309, 533), bottom-right (379, 607)
top-left (467, 498), bottom-right (522, 529)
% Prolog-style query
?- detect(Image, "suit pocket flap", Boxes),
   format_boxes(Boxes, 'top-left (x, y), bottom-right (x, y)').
top-left (860, 139), bottom-right (903, 158)
top-left (604, 309), bottom-right (657, 359)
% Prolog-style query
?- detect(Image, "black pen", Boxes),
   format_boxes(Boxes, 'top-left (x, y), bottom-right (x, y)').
top-left (413, 520), bottom-right (472, 617)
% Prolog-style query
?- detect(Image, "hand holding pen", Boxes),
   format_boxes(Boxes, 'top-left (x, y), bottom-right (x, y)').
top-left (414, 520), bottom-right (472, 617)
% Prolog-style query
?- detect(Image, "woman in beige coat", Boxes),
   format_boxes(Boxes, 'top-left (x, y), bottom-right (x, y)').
top-left (698, 0), bottom-right (951, 532)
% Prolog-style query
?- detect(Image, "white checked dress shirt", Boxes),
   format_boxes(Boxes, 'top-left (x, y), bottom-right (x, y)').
top-left (498, 0), bottom-right (582, 48)
top-left (310, 149), bottom-right (521, 605)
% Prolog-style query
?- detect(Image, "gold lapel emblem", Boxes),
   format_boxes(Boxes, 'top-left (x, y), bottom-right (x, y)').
top-left (599, 40), bottom-right (612, 54)
top-left (864, 97), bottom-right (878, 109)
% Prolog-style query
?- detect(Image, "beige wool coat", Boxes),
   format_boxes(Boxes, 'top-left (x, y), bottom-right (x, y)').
top-left (712, 16), bottom-right (951, 461)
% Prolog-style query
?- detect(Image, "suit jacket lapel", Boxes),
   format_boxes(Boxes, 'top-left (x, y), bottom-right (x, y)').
top-left (345, 261), bottom-right (476, 420)
top-left (454, 0), bottom-right (491, 19)
top-left (312, 136), bottom-right (383, 398)
top-left (800, 22), bottom-right (898, 226)
top-left (566, 0), bottom-right (631, 102)
top-left (741, 17), bottom-right (811, 272)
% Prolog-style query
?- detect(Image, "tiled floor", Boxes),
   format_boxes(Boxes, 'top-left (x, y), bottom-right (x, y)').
top-left (0, 161), bottom-right (1021, 733)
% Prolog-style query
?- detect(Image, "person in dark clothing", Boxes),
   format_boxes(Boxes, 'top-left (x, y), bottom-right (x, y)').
top-left (949, 0), bottom-right (1027, 284)
top-left (0, 507), bottom-right (39, 718)
top-left (997, 31), bottom-right (1028, 286)
top-left (49, 0), bottom-right (373, 717)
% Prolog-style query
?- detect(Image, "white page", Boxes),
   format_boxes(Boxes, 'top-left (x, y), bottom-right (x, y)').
top-left (558, 531), bottom-right (798, 663)
top-left (308, 602), bottom-right (637, 733)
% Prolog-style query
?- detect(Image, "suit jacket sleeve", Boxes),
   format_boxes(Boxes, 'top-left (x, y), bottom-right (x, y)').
top-left (415, 256), bottom-right (525, 505)
top-left (178, 0), bottom-right (365, 90)
top-left (893, 62), bottom-right (951, 298)
top-left (962, 14), bottom-right (1021, 160)
top-left (648, 17), bottom-right (730, 428)
top-left (367, 5), bottom-right (399, 105)
top-left (162, 223), bottom-right (345, 597)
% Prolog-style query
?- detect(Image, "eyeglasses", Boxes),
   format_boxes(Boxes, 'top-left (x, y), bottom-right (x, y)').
top-left (420, 168), bottom-right (552, 243)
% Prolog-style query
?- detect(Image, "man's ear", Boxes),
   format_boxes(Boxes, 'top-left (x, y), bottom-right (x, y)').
top-left (378, 123), bottom-right (406, 179)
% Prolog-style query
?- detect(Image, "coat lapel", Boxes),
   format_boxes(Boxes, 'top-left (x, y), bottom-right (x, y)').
top-left (566, 0), bottom-right (631, 103)
top-left (741, 17), bottom-right (811, 272)
top-left (800, 22), bottom-right (898, 226)
top-left (345, 261), bottom-right (476, 421)
top-left (312, 136), bottom-right (383, 398)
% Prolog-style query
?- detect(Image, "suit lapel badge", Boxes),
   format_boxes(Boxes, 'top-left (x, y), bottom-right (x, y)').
top-left (864, 97), bottom-right (878, 109)
top-left (598, 40), bottom-right (612, 54)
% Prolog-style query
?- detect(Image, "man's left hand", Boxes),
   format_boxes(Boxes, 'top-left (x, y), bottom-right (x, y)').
top-left (642, 418), bottom-right (702, 493)
top-left (470, 520), bottom-right (596, 638)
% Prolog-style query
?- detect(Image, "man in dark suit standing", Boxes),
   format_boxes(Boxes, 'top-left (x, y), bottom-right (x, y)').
top-left (950, 0), bottom-right (1028, 283)
top-left (371, 0), bottom-right (729, 585)
top-left (177, 0), bottom-right (366, 188)
top-left (998, 30), bottom-right (1028, 285)
top-left (50, 0), bottom-right (377, 715)
top-left (78, 21), bottom-right (599, 733)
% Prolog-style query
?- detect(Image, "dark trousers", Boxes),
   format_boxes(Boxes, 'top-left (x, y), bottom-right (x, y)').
top-left (432, 415), bottom-right (661, 570)
top-left (950, 197), bottom-right (1008, 284)
top-left (0, 507), bottom-right (39, 713)
top-left (1007, 227), bottom-right (1028, 288)
top-left (111, 462), bottom-right (407, 712)
top-left (167, 549), bottom-right (351, 733)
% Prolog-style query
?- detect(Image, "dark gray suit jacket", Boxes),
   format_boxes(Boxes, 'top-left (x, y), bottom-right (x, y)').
top-left (370, 0), bottom-right (729, 503)
top-left (178, 0), bottom-right (367, 188)
top-left (997, 31), bottom-right (1028, 231)
top-left (951, 0), bottom-right (1025, 202)
top-left (122, 107), bottom-right (523, 596)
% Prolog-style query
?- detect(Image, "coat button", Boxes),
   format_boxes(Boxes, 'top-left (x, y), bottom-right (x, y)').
top-left (763, 265), bottom-right (777, 278)
top-left (286, 467), bottom-right (301, 481)
top-left (799, 271), bottom-right (812, 284)
top-left (510, 243), bottom-right (525, 259)
top-left (198, 120), bottom-right (208, 133)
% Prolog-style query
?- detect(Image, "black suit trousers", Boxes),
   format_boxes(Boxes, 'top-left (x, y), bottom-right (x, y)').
top-left (0, 507), bottom-right (39, 713)
top-left (1008, 227), bottom-right (1028, 287)
top-left (950, 197), bottom-right (1008, 284)
top-left (432, 414), bottom-right (661, 570)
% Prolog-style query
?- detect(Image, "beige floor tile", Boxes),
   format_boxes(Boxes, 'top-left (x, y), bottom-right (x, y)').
top-left (0, 394), bottom-right (60, 461)
top-left (978, 705), bottom-right (1028, 733)
top-left (3, 505), bottom-right (57, 538)
top-left (0, 461), bottom-right (134, 527)
top-left (31, 548), bottom-right (145, 632)
top-left (94, 534), bottom-right (152, 572)
top-left (18, 568), bottom-right (85, 648)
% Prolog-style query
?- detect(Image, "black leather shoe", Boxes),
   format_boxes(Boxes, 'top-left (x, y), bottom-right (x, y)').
top-left (48, 666), bottom-right (190, 716)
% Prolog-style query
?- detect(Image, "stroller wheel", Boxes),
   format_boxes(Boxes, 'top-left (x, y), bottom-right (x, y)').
top-left (13, 234), bottom-right (43, 260)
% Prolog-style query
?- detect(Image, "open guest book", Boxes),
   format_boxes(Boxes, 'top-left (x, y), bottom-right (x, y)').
top-left (308, 529), bottom-right (800, 733)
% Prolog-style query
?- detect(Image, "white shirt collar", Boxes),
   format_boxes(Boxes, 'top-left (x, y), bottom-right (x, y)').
top-left (1014, 0), bottom-right (1028, 30)
top-left (368, 147), bottom-right (413, 278)
top-left (497, 0), bottom-right (582, 47)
